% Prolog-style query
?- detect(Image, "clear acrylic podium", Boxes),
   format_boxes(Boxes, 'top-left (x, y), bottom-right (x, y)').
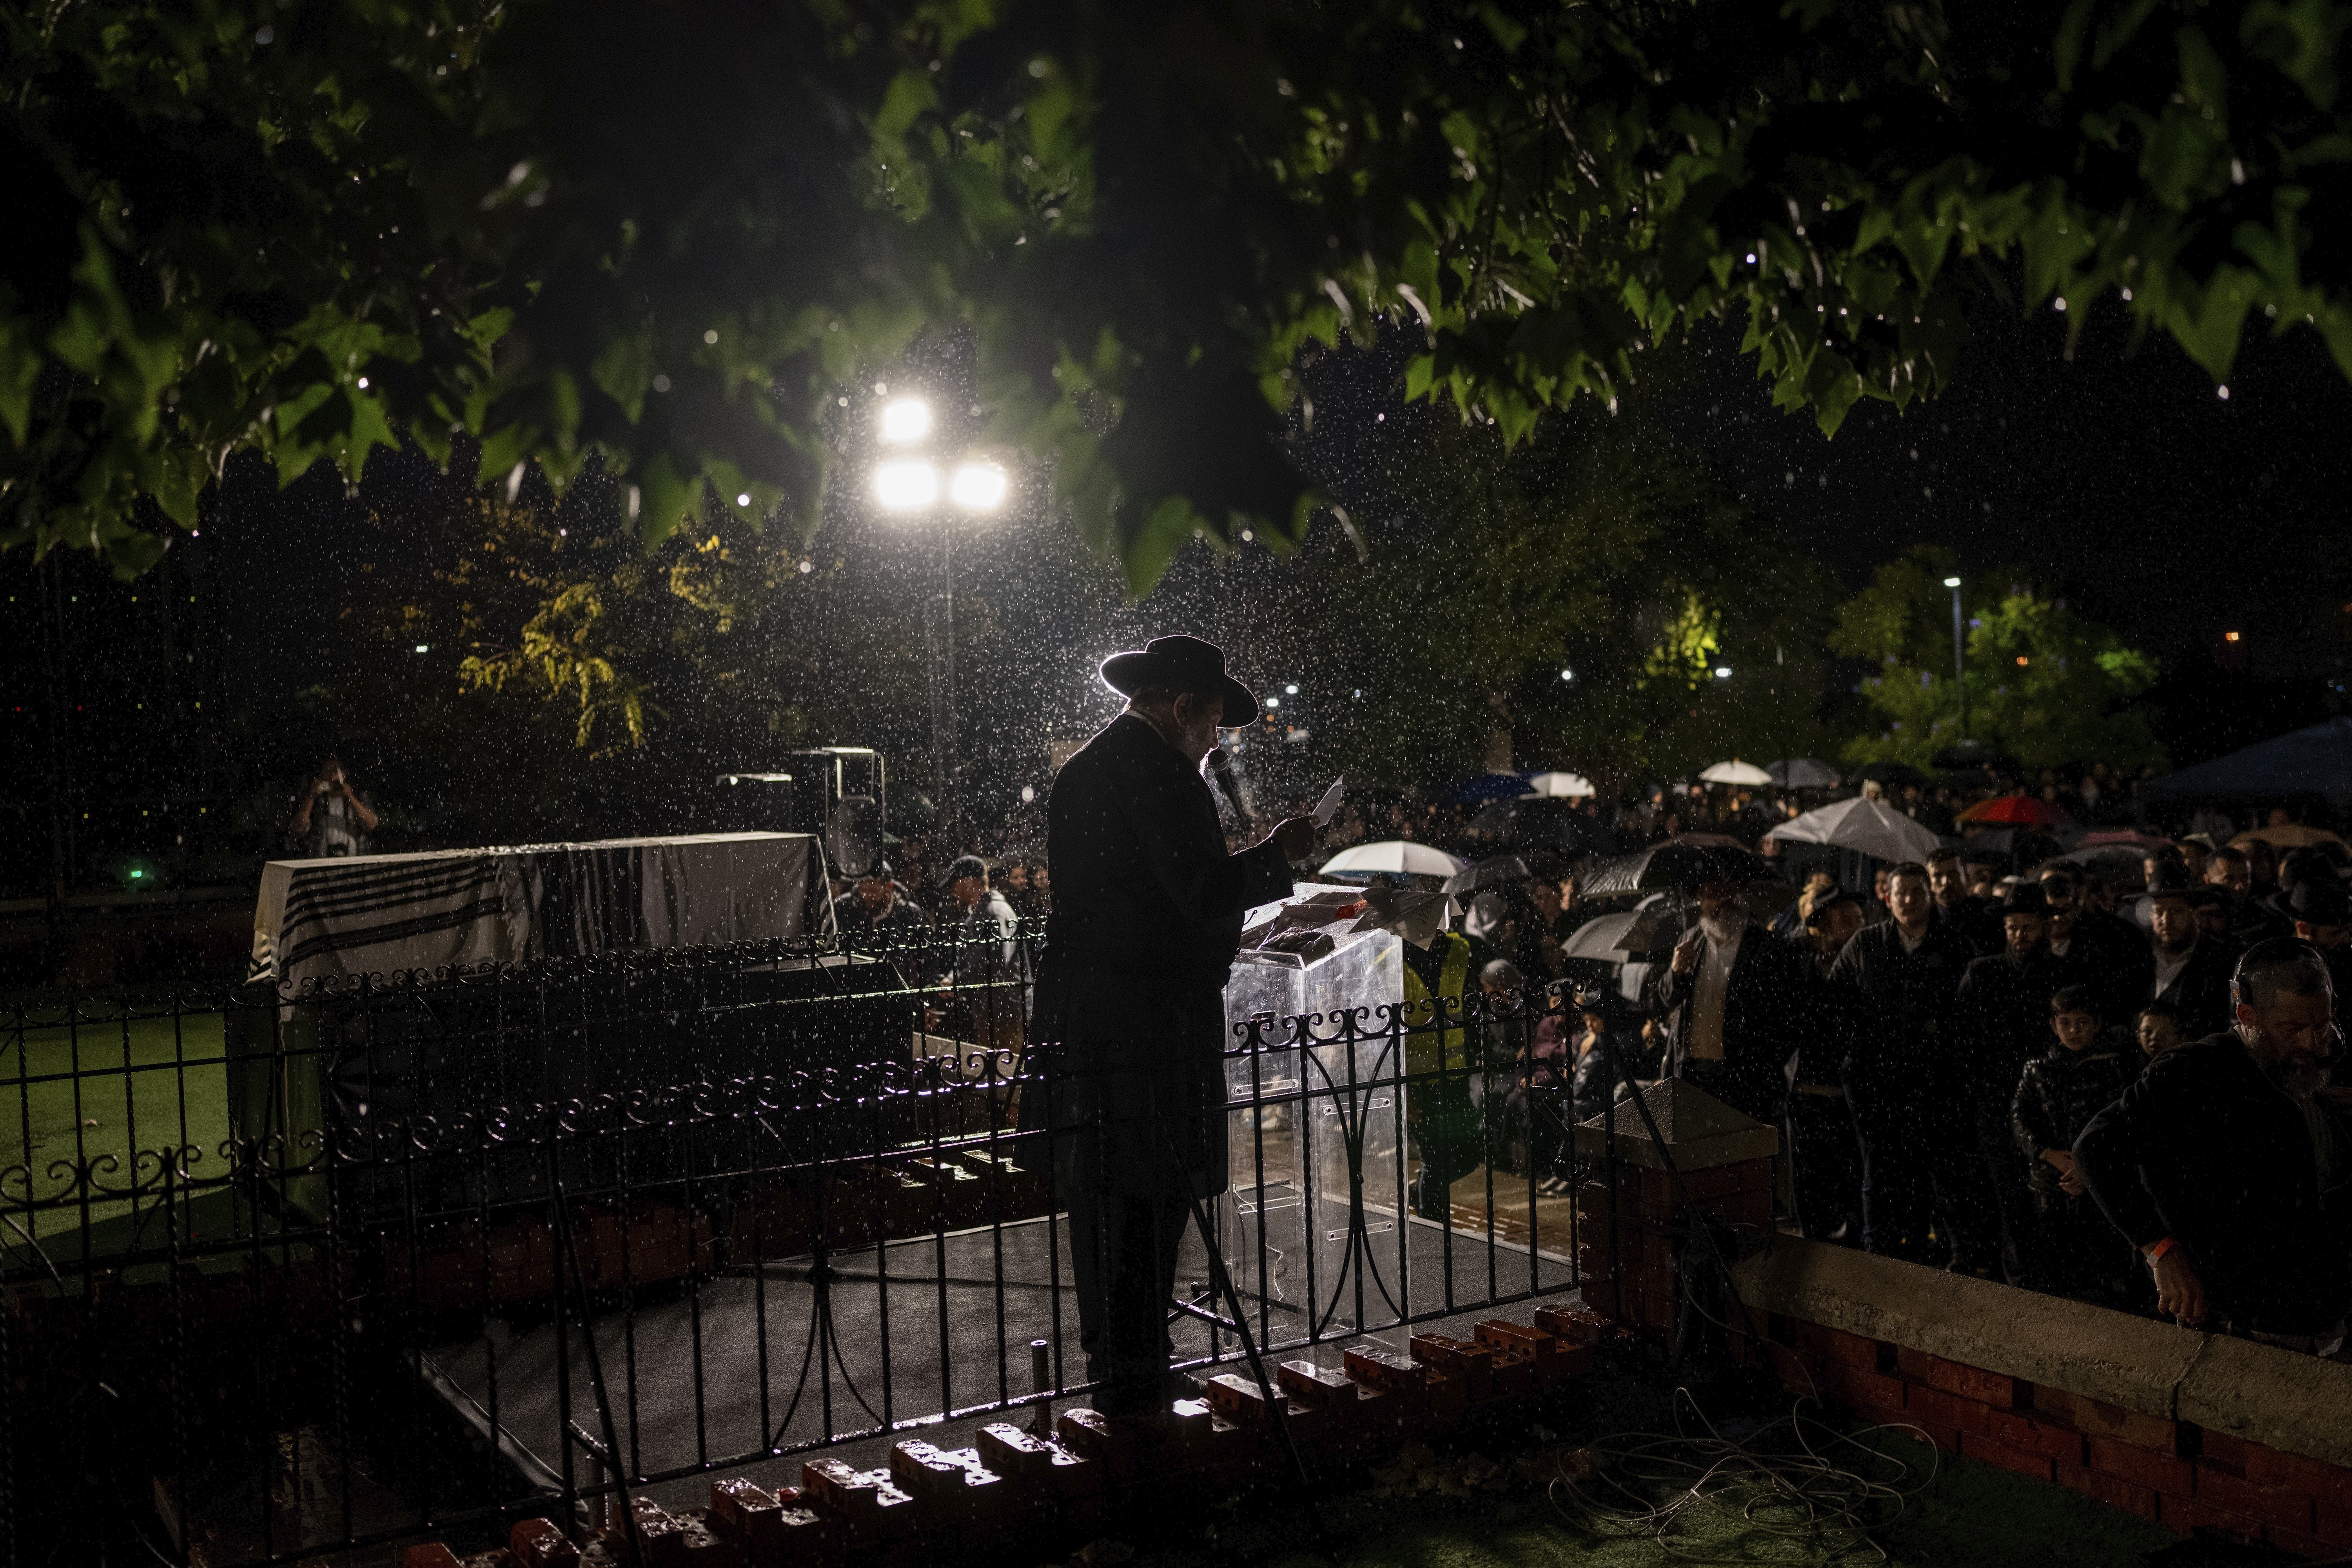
top-left (1178, 886), bottom-right (1410, 1343)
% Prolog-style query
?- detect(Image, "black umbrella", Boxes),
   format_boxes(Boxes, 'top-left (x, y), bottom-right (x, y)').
top-left (1441, 853), bottom-right (1534, 896)
top-left (1579, 836), bottom-right (1774, 898)
top-left (1464, 796), bottom-right (1611, 857)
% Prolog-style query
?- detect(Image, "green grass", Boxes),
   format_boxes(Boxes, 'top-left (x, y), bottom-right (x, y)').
top-left (2, 1012), bottom-right (232, 1243)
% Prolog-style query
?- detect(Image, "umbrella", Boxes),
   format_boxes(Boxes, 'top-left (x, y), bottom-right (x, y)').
top-left (1766, 797), bottom-right (1943, 864)
top-left (1580, 836), bottom-right (1772, 898)
top-left (2232, 824), bottom-right (2349, 851)
top-left (1698, 759), bottom-right (1774, 787)
top-left (1857, 760), bottom-right (1930, 787)
top-left (1958, 795), bottom-right (2071, 827)
top-left (1524, 771), bottom-right (1597, 798)
top-left (1441, 854), bottom-right (1534, 896)
top-left (1465, 796), bottom-right (1611, 857)
top-left (1766, 758), bottom-right (1841, 789)
top-left (1318, 840), bottom-right (1468, 878)
top-left (2080, 829), bottom-right (2175, 852)
top-left (2042, 843), bottom-right (2156, 888)
top-left (2145, 719), bottom-right (2352, 801)
top-left (1559, 900), bottom-right (1684, 960)
top-left (1448, 771), bottom-right (1534, 805)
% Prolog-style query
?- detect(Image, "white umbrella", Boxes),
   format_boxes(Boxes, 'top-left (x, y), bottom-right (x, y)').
top-left (1699, 759), bottom-right (1774, 787)
top-left (1523, 771), bottom-right (1596, 798)
top-left (1318, 840), bottom-right (1469, 878)
top-left (1767, 797), bottom-right (1943, 864)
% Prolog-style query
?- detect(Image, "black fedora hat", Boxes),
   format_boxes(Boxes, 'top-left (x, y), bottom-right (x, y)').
top-left (1099, 635), bottom-right (1261, 726)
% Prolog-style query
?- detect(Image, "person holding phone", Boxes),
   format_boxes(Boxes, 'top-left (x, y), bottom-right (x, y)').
top-left (289, 754), bottom-right (379, 858)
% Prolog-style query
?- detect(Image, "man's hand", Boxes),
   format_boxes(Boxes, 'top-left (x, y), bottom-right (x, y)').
top-left (2150, 1249), bottom-right (2206, 1326)
top-left (1670, 927), bottom-right (1702, 976)
top-left (1271, 816), bottom-right (1317, 861)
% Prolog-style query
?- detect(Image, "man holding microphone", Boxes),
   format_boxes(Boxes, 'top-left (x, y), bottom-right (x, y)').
top-left (1035, 635), bottom-right (1317, 1417)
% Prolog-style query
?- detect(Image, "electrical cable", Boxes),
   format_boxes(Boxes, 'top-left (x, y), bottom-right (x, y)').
top-left (1541, 1386), bottom-right (1941, 1565)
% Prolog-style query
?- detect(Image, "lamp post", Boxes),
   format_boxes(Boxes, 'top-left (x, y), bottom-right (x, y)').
top-left (1943, 575), bottom-right (1966, 739)
top-left (872, 396), bottom-right (1007, 848)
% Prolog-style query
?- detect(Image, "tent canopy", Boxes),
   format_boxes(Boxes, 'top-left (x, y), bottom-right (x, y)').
top-left (2147, 719), bottom-right (2352, 801)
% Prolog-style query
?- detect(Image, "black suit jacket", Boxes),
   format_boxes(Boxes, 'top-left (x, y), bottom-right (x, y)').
top-left (2075, 1032), bottom-right (2352, 1335)
top-left (1034, 713), bottom-right (1292, 1195)
top-left (2137, 937), bottom-right (2239, 1040)
top-left (1642, 921), bottom-right (1813, 1114)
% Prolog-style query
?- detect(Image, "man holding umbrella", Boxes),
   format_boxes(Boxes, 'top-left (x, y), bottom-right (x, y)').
top-left (1034, 635), bottom-right (1316, 1416)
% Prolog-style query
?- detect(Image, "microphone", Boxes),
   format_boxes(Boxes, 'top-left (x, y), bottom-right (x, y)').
top-left (1205, 748), bottom-right (1249, 824)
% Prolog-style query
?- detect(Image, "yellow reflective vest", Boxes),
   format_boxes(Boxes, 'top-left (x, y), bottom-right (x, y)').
top-left (1401, 932), bottom-right (1473, 1076)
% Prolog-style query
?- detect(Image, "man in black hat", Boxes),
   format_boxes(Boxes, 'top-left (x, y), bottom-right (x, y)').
top-left (2290, 877), bottom-right (2352, 1033)
top-left (830, 860), bottom-right (931, 935)
top-left (1034, 635), bottom-right (1315, 1417)
top-left (1951, 882), bottom-right (2062, 1281)
top-left (2139, 863), bottom-right (2238, 1040)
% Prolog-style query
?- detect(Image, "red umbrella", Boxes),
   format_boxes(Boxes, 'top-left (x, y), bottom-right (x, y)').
top-left (1957, 795), bottom-right (2071, 827)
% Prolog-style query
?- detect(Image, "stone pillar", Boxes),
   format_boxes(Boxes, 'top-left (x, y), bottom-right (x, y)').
top-left (1570, 1078), bottom-right (1779, 1341)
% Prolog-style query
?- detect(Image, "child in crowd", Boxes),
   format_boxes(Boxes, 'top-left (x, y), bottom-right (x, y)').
top-left (2134, 999), bottom-right (2187, 1057)
top-left (2012, 985), bottom-right (2145, 1301)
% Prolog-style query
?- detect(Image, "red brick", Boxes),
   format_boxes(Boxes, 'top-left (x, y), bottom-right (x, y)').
top-left (2032, 1388), bottom-right (2176, 1452)
top-left (2317, 1499), bottom-right (2352, 1548)
top-left (2160, 1495), bottom-right (2263, 1539)
top-left (1923, 1356), bottom-right (2019, 1408)
top-left (1820, 1363), bottom-right (1907, 1412)
top-left (2196, 1467), bottom-right (2314, 1535)
top-left (2198, 1429), bottom-right (2251, 1472)
top-left (1675, 1164), bottom-right (1757, 1201)
top-left (2245, 1444), bottom-right (2352, 1508)
top-left (2054, 1461), bottom-right (2159, 1521)
top-left (402, 1550), bottom-right (463, 1568)
top-left (1893, 1345), bottom-right (1934, 1381)
top-left (2087, 1435), bottom-right (2194, 1497)
top-left (1905, 1386), bottom-right (1993, 1438)
top-left (1961, 1432), bottom-right (2056, 1482)
top-left (1532, 1304), bottom-right (1612, 1346)
top-left (1791, 1321), bottom-right (1883, 1371)
top-left (1985, 1408), bottom-right (2086, 1466)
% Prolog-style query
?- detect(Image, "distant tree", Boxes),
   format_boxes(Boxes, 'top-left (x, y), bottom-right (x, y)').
top-left (1833, 545), bottom-right (2165, 772)
top-left (7, 1), bottom-right (2350, 593)
top-left (1264, 406), bottom-right (1841, 795)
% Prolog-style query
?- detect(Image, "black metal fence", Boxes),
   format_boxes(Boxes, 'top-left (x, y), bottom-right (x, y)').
top-left (1, 924), bottom-right (1588, 1566)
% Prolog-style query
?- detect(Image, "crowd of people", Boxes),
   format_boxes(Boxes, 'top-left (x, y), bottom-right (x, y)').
top-left (1454, 835), bottom-right (2349, 1356)
top-left (839, 757), bottom-right (2350, 1353)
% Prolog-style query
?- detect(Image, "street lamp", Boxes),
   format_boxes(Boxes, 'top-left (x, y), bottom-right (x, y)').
top-left (870, 397), bottom-right (1007, 846)
top-left (1943, 575), bottom-right (1966, 738)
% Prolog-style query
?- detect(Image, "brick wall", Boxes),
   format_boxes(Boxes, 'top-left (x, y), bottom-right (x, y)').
top-left (1703, 1270), bottom-right (2352, 1559)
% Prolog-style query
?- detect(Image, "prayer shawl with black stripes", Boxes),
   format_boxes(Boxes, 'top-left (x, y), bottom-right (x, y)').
top-left (247, 833), bottom-right (827, 984)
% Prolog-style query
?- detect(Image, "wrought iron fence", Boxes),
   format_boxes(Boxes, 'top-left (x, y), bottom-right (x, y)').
top-left (0, 922), bottom-right (1593, 1566)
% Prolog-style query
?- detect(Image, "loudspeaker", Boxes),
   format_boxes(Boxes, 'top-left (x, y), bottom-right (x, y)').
top-left (714, 749), bottom-right (887, 877)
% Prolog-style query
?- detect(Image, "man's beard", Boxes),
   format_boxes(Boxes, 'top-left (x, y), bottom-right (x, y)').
top-left (2156, 931), bottom-right (2197, 958)
top-left (1700, 908), bottom-right (1748, 947)
top-left (2269, 1054), bottom-right (2340, 1178)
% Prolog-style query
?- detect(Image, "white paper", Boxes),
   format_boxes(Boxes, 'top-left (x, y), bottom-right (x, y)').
top-left (1310, 775), bottom-right (1346, 827)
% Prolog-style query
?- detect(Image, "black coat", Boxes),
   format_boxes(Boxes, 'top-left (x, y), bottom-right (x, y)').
top-left (2010, 1036), bottom-right (2142, 1199)
top-left (1641, 920), bottom-right (1814, 1116)
top-left (2048, 914), bottom-right (2153, 1028)
top-left (1826, 909), bottom-right (1978, 1111)
top-left (2128, 936), bottom-right (2240, 1041)
top-left (1954, 949), bottom-right (2067, 1141)
top-left (2073, 1032), bottom-right (2352, 1335)
top-left (1033, 714), bottom-right (1292, 1197)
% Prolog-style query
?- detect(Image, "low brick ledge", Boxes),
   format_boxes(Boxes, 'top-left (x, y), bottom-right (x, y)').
top-left (1729, 1234), bottom-right (2352, 1472)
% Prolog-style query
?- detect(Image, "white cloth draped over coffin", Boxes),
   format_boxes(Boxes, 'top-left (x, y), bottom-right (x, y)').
top-left (247, 833), bottom-right (829, 985)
